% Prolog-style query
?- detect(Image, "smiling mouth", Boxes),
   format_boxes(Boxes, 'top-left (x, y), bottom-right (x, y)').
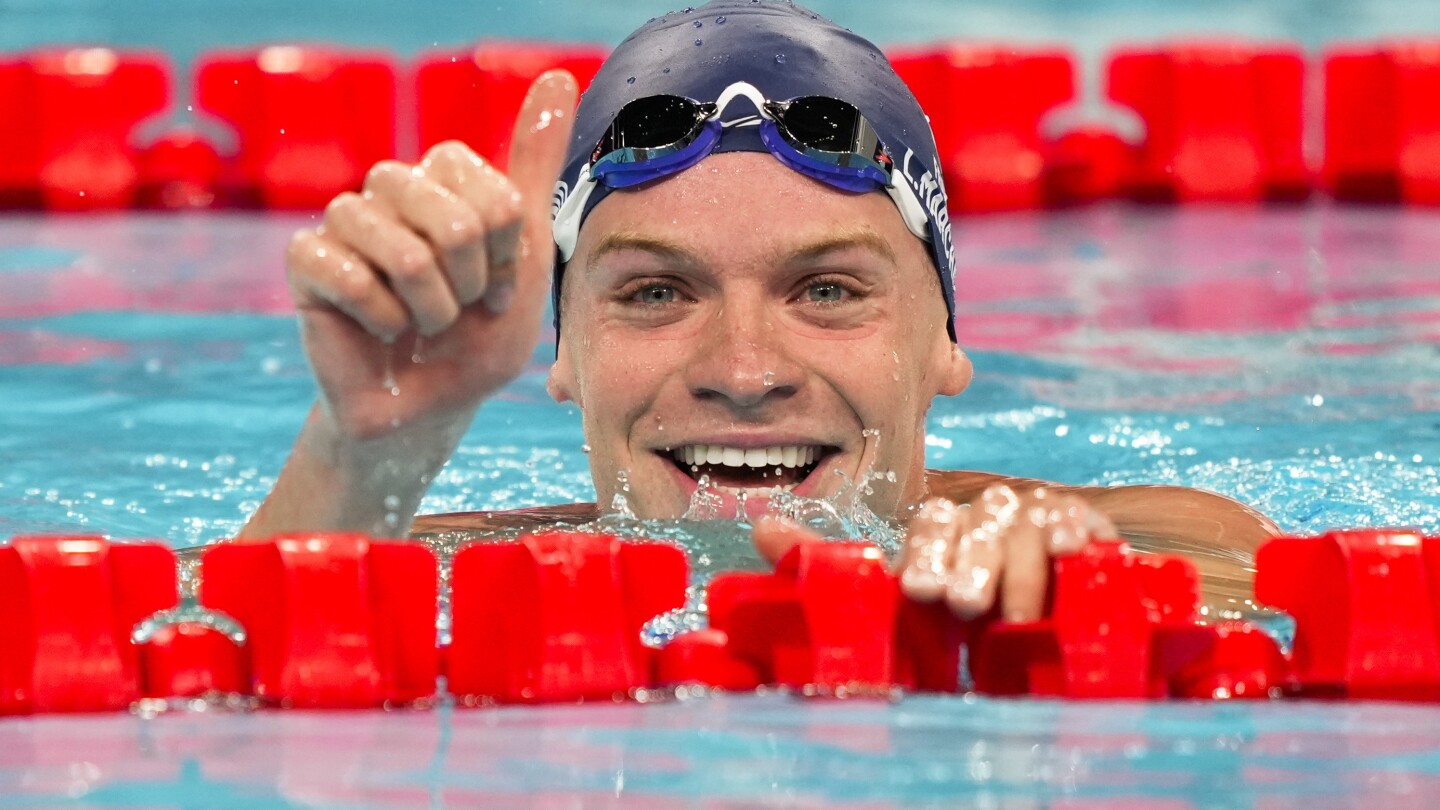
top-left (666, 444), bottom-right (835, 492)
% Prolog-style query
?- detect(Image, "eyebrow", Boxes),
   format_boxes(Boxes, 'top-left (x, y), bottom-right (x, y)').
top-left (586, 226), bottom-right (898, 269)
top-left (586, 232), bottom-right (701, 268)
top-left (776, 226), bottom-right (897, 267)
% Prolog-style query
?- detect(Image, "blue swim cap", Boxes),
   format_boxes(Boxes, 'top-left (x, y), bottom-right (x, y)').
top-left (551, 0), bottom-right (956, 340)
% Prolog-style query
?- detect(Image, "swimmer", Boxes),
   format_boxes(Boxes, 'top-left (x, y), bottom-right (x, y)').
top-left (243, 0), bottom-right (1279, 618)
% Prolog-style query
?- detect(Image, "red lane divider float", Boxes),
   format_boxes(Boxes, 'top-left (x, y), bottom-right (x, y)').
top-left (0, 49), bottom-right (168, 210)
top-left (1325, 42), bottom-right (1440, 204)
top-left (7, 39), bottom-right (1440, 210)
top-left (7, 529), bottom-right (1440, 713)
top-left (0, 536), bottom-right (176, 713)
top-left (971, 540), bottom-right (1286, 698)
top-left (660, 542), bottom-right (901, 694)
top-left (201, 533), bottom-right (437, 708)
top-left (195, 46), bottom-right (398, 209)
top-left (1106, 42), bottom-right (1309, 202)
top-left (416, 42), bottom-right (607, 168)
top-left (136, 129), bottom-right (224, 210)
top-left (1257, 529), bottom-right (1440, 699)
top-left (449, 532), bottom-right (686, 703)
top-left (890, 44), bottom-right (1075, 212)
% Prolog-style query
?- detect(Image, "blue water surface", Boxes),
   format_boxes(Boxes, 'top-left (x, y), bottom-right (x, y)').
top-left (2, 204), bottom-right (1440, 807)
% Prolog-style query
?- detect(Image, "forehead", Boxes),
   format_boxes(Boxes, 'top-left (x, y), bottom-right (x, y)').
top-left (573, 152), bottom-right (926, 268)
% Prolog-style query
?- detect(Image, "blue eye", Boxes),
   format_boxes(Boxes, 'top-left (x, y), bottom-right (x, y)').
top-left (807, 282), bottom-right (847, 303)
top-left (634, 284), bottom-right (676, 304)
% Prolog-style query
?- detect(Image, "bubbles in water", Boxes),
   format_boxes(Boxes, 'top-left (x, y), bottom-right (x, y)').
top-left (681, 475), bottom-right (725, 520)
top-left (775, 54), bottom-right (787, 64)
top-left (411, 336), bottom-right (426, 365)
top-left (383, 494), bottom-right (401, 511)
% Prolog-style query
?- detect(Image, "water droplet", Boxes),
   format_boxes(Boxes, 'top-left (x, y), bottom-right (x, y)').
top-left (775, 53), bottom-right (787, 64)
top-left (762, 370), bottom-right (777, 387)
top-left (715, 15), bottom-right (726, 23)
top-left (693, 19), bottom-right (703, 28)
top-left (662, 67), bottom-right (671, 74)
top-left (695, 39), bottom-right (703, 46)
top-left (383, 495), bottom-right (401, 510)
top-left (626, 76), bottom-right (636, 84)
top-left (682, 5), bottom-right (693, 11)
top-left (581, 443), bottom-right (592, 453)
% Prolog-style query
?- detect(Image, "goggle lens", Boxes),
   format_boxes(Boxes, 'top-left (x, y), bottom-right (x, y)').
top-left (591, 91), bottom-right (887, 177)
top-left (768, 96), bottom-right (878, 158)
top-left (594, 95), bottom-right (714, 162)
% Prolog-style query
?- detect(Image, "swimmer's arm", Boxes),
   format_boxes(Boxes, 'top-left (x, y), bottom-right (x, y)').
top-left (238, 403), bottom-right (473, 540)
top-left (924, 469), bottom-right (1282, 606)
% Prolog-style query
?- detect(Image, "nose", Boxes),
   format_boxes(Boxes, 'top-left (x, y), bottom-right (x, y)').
top-left (685, 299), bottom-right (802, 410)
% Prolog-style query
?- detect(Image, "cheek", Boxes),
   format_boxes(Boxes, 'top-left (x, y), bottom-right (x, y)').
top-left (571, 330), bottom-right (678, 439)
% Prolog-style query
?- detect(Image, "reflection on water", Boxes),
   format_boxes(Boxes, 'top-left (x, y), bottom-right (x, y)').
top-left (6, 695), bottom-right (1440, 807)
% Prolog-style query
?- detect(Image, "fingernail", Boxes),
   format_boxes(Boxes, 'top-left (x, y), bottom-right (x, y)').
top-left (947, 565), bottom-right (994, 618)
top-left (1048, 505), bottom-right (1088, 554)
top-left (901, 564), bottom-right (944, 602)
top-left (483, 282), bottom-right (515, 315)
top-left (980, 484), bottom-right (1020, 525)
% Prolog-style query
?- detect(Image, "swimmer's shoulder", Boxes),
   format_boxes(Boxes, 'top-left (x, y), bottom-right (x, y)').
top-left (410, 503), bottom-right (601, 536)
top-left (928, 468), bottom-right (1282, 605)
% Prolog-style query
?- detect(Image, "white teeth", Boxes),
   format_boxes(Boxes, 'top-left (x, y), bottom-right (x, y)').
top-left (671, 444), bottom-right (826, 469)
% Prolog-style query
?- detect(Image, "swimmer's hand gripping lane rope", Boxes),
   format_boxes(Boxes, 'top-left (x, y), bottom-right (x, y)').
top-left (1, 529), bottom-right (1437, 712)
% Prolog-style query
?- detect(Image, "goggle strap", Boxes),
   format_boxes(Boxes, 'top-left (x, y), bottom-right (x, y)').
top-left (553, 164), bottom-right (596, 262)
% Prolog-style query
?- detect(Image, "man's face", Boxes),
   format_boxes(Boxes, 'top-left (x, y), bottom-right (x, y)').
top-left (547, 152), bottom-right (972, 522)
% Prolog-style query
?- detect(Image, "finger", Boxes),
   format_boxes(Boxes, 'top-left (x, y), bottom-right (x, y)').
top-left (999, 492), bottom-right (1049, 623)
top-left (502, 69), bottom-right (580, 314)
top-left (323, 193), bottom-right (460, 336)
top-left (363, 161), bottom-right (488, 306)
top-left (752, 516), bottom-right (824, 566)
top-left (287, 229), bottom-right (409, 340)
top-left (1042, 493), bottom-right (1110, 556)
top-left (898, 498), bottom-right (968, 603)
top-left (945, 505), bottom-right (1004, 620)
top-left (418, 143), bottom-right (522, 313)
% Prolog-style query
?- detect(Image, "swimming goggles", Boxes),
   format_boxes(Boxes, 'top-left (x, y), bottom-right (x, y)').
top-left (552, 81), bottom-right (933, 260)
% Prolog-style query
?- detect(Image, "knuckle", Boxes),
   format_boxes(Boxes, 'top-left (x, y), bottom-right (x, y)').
top-left (390, 246), bottom-right (435, 282)
top-left (433, 210), bottom-right (484, 252)
top-left (285, 230), bottom-right (318, 264)
top-left (364, 160), bottom-right (411, 190)
top-left (333, 266), bottom-right (378, 305)
top-left (324, 191), bottom-right (365, 221)
top-left (424, 139), bottom-right (482, 170)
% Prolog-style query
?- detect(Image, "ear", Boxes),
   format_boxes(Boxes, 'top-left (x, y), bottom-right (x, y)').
top-left (935, 341), bottom-right (972, 398)
top-left (546, 339), bottom-right (578, 404)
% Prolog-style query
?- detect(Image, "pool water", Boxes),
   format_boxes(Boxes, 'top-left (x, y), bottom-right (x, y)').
top-left (3, 203), bottom-right (1440, 806)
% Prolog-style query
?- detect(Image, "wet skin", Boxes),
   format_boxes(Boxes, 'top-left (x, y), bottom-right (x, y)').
top-left (245, 71), bottom-right (1280, 620)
